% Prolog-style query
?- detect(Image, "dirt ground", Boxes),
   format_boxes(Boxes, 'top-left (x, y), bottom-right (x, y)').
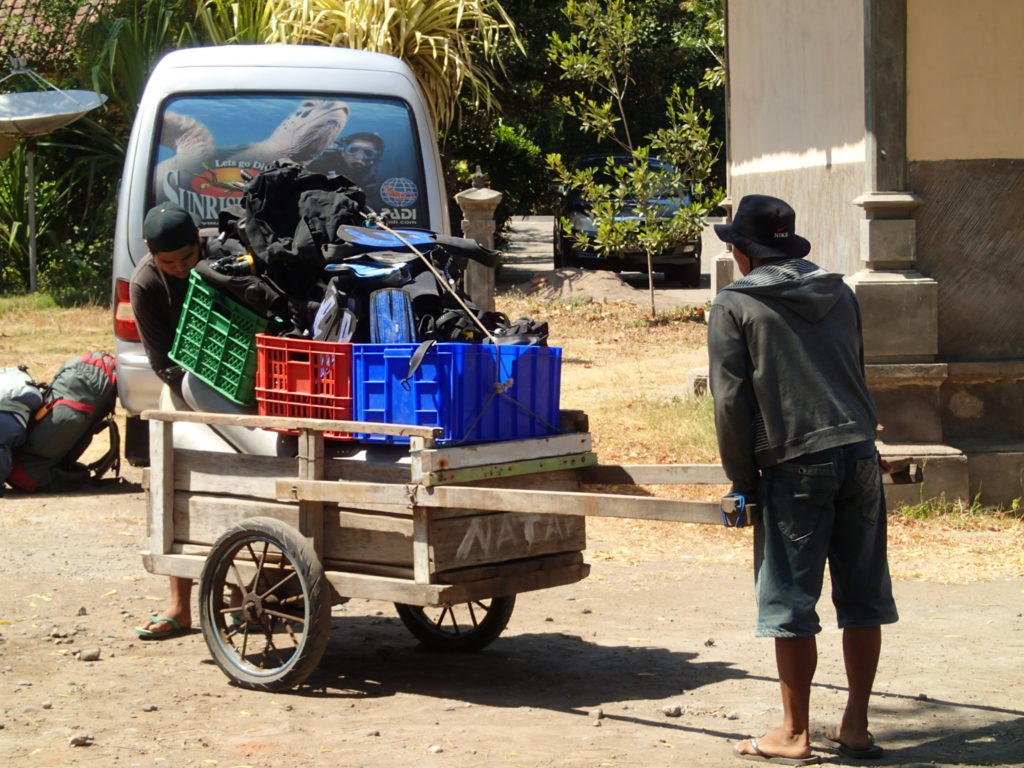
top-left (1, 471), bottom-right (1022, 768)
top-left (1, 248), bottom-right (1022, 767)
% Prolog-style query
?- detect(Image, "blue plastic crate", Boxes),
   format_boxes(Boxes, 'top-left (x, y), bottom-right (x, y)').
top-left (352, 343), bottom-right (562, 444)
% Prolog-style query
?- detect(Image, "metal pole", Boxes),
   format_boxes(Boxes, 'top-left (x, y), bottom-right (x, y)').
top-left (26, 140), bottom-right (36, 293)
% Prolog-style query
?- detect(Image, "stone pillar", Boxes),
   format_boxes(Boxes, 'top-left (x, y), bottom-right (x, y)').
top-left (846, 1), bottom-right (964, 501)
top-left (710, 197), bottom-right (736, 295)
top-left (846, 192), bottom-right (938, 364)
top-left (847, 1), bottom-right (938, 366)
top-left (453, 167), bottom-right (502, 313)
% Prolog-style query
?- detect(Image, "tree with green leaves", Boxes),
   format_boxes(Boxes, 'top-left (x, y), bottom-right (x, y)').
top-left (546, 0), bottom-right (724, 317)
top-left (268, 0), bottom-right (521, 132)
top-left (679, 0), bottom-right (726, 91)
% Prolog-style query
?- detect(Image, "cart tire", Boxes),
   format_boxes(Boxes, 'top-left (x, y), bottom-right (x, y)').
top-left (199, 517), bottom-right (331, 691)
top-left (394, 596), bottom-right (516, 652)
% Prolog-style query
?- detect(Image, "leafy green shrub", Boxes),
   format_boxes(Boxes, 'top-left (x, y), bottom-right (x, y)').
top-left (0, 146), bottom-right (71, 295)
top-left (39, 222), bottom-right (114, 308)
top-left (444, 117), bottom-right (553, 235)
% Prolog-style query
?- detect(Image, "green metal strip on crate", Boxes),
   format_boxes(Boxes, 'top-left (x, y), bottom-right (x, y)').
top-left (421, 451), bottom-right (598, 487)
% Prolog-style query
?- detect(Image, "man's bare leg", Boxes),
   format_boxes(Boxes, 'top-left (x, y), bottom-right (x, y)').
top-left (827, 626), bottom-right (881, 750)
top-left (736, 635), bottom-right (817, 759)
top-left (136, 576), bottom-right (193, 635)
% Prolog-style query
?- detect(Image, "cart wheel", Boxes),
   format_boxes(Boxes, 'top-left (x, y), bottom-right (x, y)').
top-left (394, 596), bottom-right (516, 652)
top-left (199, 517), bottom-right (331, 691)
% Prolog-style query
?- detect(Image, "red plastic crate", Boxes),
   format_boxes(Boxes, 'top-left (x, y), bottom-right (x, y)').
top-left (255, 335), bottom-right (354, 440)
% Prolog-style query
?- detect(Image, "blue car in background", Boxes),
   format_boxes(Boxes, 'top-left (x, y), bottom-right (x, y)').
top-left (553, 155), bottom-right (702, 287)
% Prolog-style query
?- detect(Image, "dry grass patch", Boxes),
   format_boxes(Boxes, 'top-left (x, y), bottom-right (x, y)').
top-left (497, 291), bottom-right (1024, 584)
top-left (0, 295), bottom-right (111, 376)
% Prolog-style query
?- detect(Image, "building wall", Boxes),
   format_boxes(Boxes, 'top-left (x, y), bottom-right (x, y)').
top-left (907, 0), bottom-right (1024, 360)
top-left (726, 0), bottom-right (865, 276)
top-left (906, 0), bottom-right (1024, 162)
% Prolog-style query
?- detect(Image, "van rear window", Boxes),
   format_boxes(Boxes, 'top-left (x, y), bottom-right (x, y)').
top-left (152, 94), bottom-right (428, 228)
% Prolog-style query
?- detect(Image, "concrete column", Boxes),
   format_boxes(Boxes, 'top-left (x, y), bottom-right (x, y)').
top-left (847, 0), bottom-right (959, 496)
top-left (846, 192), bottom-right (938, 365)
top-left (709, 197), bottom-right (735, 296)
top-left (848, 1), bottom-right (938, 366)
top-left (453, 167), bottom-right (502, 313)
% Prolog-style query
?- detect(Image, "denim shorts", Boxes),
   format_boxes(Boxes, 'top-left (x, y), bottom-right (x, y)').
top-left (753, 440), bottom-right (899, 637)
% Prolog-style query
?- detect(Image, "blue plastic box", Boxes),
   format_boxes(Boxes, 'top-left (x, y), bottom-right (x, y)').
top-left (353, 343), bottom-right (562, 444)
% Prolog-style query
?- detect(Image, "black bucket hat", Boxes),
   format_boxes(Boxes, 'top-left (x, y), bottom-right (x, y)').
top-left (143, 203), bottom-right (198, 253)
top-left (714, 194), bottom-right (811, 260)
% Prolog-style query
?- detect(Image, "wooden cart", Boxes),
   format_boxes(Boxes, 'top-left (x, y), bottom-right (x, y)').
top-left (141, 408), bottom-right (737, 691)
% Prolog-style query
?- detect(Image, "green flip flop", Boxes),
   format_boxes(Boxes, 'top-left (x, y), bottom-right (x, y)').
top-left (134, 615), bottom-right (190, 640)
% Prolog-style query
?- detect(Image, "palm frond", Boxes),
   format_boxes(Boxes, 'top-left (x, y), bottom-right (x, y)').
top-left (270, 0), bottom-right (521, 130)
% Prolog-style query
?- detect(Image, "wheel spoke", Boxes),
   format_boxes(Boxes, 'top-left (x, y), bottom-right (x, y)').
top-left (251, 539), bottom-right (272, 592)
top-left (228, 561), bottom-right (247, 596)
top-left (261, 568), bottom-right (298, 599)
top-left (262, 608), bottom-right (305, 624)
top-left (437, 605), bottom-right (460, 634)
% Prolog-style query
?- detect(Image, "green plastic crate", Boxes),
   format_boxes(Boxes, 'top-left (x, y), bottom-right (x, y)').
top-left (169, 272), bottom-right (273, 405)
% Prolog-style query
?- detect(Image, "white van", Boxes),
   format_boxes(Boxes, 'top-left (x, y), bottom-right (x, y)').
top-left (111, 45), bottom-right (449, 462)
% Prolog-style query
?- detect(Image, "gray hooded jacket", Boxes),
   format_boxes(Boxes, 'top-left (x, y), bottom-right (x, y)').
top-left (708, 258), bottom-right (878, 488)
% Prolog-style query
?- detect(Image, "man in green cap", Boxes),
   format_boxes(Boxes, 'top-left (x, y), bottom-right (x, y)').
top-left (130, 203), bottom-right (201, 398)
top-left (129, 203), bottom-right (201, 639)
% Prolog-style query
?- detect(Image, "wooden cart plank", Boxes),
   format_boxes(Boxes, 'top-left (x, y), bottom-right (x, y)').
top-left (149, 419), bottom-right (174, 556)
top-left (414, 432), bottom-right (593, 478)
top-left (581, 463), bottom-right (730, 485)
top-left (435, 551), bottom-right (584, 584)
top-left (169, 542), bottom-right (417, 581)
top-left (143, 551), bottom-right (206, 580)
top-left (325, 562), bottom-right (590, 605)
top-left (323, 571), bottom-right (450, 604)
top-left (176, 450), bottom-right (293, 497)
top-left (276, 479), bottom-right (412, 506)
top-left (173, 494), bottom-right (298, 544)
top-left (438, 562), bottom-right (591, 603)
top-left (142, 408), bottom-right (442, 439)
top-left (142, 552), bottom-right (590, 605)
top-left (422, 452), bottom-right (596, 487)
top-left (280, 479), bottom-right (720, 524)
top-left (430, 512), bottom-right (586, 571)
top-left (415, 485), bottom-right (723, 525)
top-left (297, 429), bottom-right (325, 553)
top-left (174, 494), bottom-right (415, 563)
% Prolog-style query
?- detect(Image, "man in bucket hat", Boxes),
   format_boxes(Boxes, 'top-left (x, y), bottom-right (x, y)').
top-left (708, 194), bottom-right (898, 764)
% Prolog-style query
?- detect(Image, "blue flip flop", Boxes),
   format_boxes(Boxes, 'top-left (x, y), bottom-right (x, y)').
top-left (134, 615), bottom-right (190, 640)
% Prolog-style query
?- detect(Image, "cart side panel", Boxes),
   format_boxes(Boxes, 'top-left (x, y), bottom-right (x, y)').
top-left (173, 494), bottom-right (413, 566)
top-left (173, 450), bottom-right (294, 498)
top-left (171, 449), bottom-right (412, 499)
top-left (429, 511), bottom-right (586, 572)
top-left (173, 494), bottom-right (299, 542)
top-left (172, 492), bottom-right (585, 577)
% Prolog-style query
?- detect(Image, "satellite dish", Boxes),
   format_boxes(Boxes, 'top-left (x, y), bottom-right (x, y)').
top-left (0, 89), bottom-right (107, 137)
top-left (0, 59), bottom-right (106, 292)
